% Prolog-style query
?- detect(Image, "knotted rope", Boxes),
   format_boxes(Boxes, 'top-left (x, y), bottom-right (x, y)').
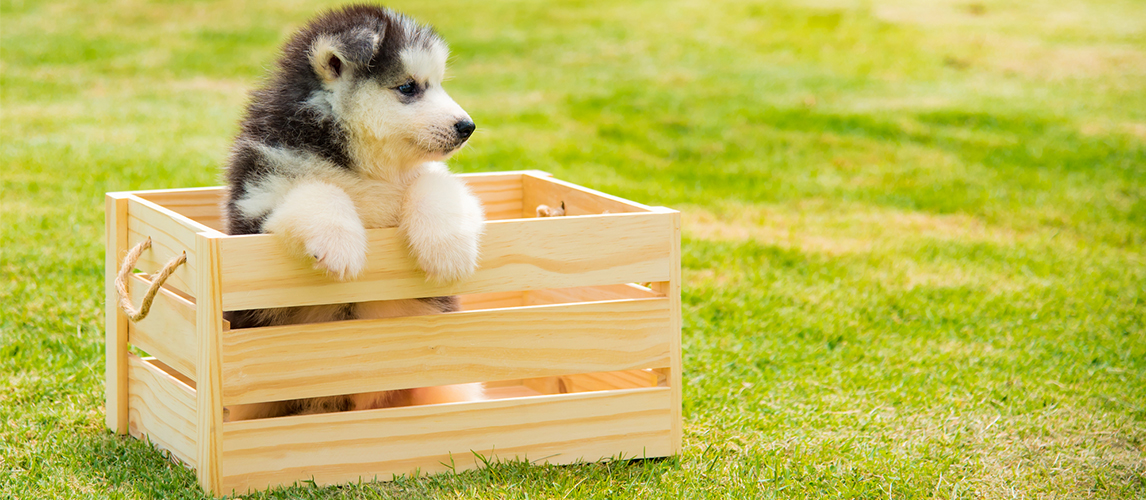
top-left (115, 237), bottom-right (186, 322)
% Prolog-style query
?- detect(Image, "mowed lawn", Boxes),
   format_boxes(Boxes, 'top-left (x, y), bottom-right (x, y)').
top-left (2, 0), bottom-right (1144, 498)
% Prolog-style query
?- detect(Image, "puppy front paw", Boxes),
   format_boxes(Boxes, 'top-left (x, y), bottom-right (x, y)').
top-left (415, 231), bottom-right (480, 284)
top-left (306, 223), bottom-right (367, 281)
top-left (401, 169), bottom-right (485, 284)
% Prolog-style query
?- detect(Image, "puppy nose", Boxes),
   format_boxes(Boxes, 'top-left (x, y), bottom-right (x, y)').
top-left (454, 120), bottom-right (475, 140)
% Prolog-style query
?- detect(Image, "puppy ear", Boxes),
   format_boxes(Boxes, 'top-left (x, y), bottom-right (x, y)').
top-left (310, 26), bottom-right (384, 82)
top-left (310, 35), bottom-right (347, 82)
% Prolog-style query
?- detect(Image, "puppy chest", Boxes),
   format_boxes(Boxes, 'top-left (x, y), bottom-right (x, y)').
top-left (346, 180), bottom-right (405, 229)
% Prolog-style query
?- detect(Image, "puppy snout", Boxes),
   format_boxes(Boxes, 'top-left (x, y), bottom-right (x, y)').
top-left (454, 120), bottom-right (475, 141)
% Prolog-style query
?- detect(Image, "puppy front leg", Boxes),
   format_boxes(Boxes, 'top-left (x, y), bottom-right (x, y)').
top-left (400, 168), bottom-right (485, 283)
top-left (264, 180), bottom-right (367, 281)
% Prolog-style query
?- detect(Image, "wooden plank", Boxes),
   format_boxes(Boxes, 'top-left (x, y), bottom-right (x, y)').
top-left (521, 172), bottom-right (653, 218)
top-left (126, 354), bottom-right (198, 467)
top-left (560, 370), bottom-right (658, 393)
top-left (218, 211), bottom-right (674, 310)
top-left (133, 187), bottom-right (225, 223)
top-left (220, 298), bottom-right (673, 406)
top-left (127, 274), bottom-right (198, 381)
top-left (219, 387), bottom-right (672, 494)
top-left (516, 369), bottom-right (658, 395)
top-left (460, 172), bottom-right (522, 221)
top-left (196, 232), bottom-right (225, 494)
top-left (524, 283), bottom-right (660, 306)
top-left (129, 172), bottom-right (529, 232)
top-left (458, 291), bottom-right (523, 311)
top-left (483, 384), bottom-right (543, 400)
top-left (125, 197), bottom-right (200, 297)
top-left (106, 193), bottom-right (131, 434)
top-left (650, 208), bottom-right (683, 456)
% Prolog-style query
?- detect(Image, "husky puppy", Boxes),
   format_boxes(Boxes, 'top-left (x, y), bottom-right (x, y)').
top-left (222, 5), bottom-right (485, 421)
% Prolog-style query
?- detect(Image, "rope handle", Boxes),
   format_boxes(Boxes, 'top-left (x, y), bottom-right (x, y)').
top-left (115, 237), bottom-right (187, 322)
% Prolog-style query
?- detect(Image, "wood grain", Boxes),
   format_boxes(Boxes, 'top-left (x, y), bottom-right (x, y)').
top-left (133, 187), bottom-right (224, 223)
top-left (219, 387), bottom-right (672, 494)
top-left (126, 273), bottom-right (198, 381)
top-left (106, 193), bottom-right (131, 434)
top-left (458, 291), bottom-right (524, 311)
top-left (521, 172), bottom-right (653, 218)
top-left (523, 283), bottom-right (660, 306)
top-left (195, 232), bottom-right (225, 493)
top-left (126, 354), bottom-right (198, 467)
top-left (459, 172), bottom-right (523, 220)
top-left (220, 298), bottom-right (672, 406)
top-left (128, 171), bottom-right (535, 231)
top-left (125, 197), bottom-right (200, 297)
top-left (651, 208), bottom-right (683, 455)
top-left (218, 211), bottom-right (674, 310)
top-left (560, 370), bottom-right (658, 393)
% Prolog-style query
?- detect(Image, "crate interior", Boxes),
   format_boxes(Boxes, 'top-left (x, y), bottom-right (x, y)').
top-left (125, 172), bottom-right (669, 421)
top-left (132, 170), bottom-right (653, 233)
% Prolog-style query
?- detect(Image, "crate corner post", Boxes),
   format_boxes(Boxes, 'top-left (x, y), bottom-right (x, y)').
top-left (105, 192), bottom-right (134, 434)
top-left (652, 207), bottom-right (682, 455)
top-left (195, 231), bottom-right (225, 495)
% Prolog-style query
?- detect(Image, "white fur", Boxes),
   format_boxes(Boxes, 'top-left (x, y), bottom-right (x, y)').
top-left (234, 146), bottom-right (482, 282)
top-left (263, 180), bottom-right (368, 281)
top-left (401, 164), bottom-right (485, 283)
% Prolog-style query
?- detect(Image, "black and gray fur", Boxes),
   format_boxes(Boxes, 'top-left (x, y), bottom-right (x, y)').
top-left (225, 4), bottom-right (446, 237)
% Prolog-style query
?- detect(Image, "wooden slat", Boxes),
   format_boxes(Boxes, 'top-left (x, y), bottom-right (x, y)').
top-left (196, 232), bottom-right (226, 493)
top-left (126, 354), bottom-right (198, 467)
top-left (460, 172), bottom-right (522, 221)
top-left (220, 298), bottom-right (672, 406)
top-left (106, 193), bottom-right (130, 434)
top-left (560, 370), bottom-right (658, 393)
top-left (219, 387), bottom-right (672, 494)
top-left (483, 384), bottom-right (543, 399)
top-left (127, 274), bottom-right (197, 380)
top-left (518, 369), bottom-right (658, 395)
top-left (463, 284), bottom-right (658, 311)
top-left (133, 187), bottom-right (225, 222)
top-left (521, 172), bottom-right (653, 218)
top-left (130, 172), bottom-right (531, 231)
top-left (458, 291), bottom-right (523, 311)
top-left (218, 211), bottom-right (673, 310)
top-left (655, 209), bottom-right (683, 455)
top-left (524, 283), bottom-right (660, 306)
top-left (125, 197), bottom-right (200, 297)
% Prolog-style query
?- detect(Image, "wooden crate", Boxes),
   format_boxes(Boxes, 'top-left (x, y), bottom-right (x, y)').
top-left (105, 171), bottom-right (682, 496)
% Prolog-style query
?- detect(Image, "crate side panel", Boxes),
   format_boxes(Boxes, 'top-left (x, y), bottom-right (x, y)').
top-left (126, 274), bottom-right (198, 380)
top-left (133, 187), bottom-right (227, 232)
top-left (125, 198), bottom-right (198, 297)
top-left (219, 387), bottom-right (672, 494)
top-left (460, 172), bottom-right (522, 221)
top-left (560, 370), bottom-right (659, 393)
top-left (521, 173), bottom-right (653, 217)
top-left (133, 187), bottom-right (225, 222)
top-left (458, 291), bottom-right (525, 311)
top-left (126, 354), bottom-right (198, 468)
top-left (219, 212), bottom-right (673, 310)
top-left (524, 283), bottom-right (660, 306)
top-left (221, 298), bottom-right (672, 406)
top-left (131, 174), bottom-right (523, 229)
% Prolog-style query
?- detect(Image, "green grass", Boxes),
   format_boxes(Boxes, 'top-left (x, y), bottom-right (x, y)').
top-left (2, 0), bottom-right (1144, 498)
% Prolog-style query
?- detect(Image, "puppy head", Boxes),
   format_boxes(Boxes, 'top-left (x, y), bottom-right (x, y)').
top-left (295, 6), bottom-right (473, 171)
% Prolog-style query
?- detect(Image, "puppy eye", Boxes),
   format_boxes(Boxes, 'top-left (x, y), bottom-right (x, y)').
top-left (397, 81), bottom-right (417, 96)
